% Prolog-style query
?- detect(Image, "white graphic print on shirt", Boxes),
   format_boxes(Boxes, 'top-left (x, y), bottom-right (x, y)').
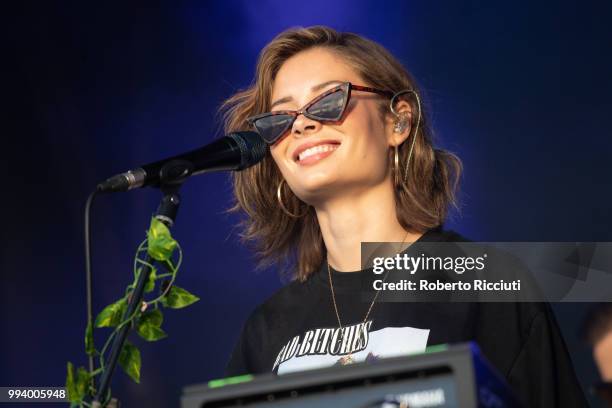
top-left (273, 320), bottom-right (429, 375)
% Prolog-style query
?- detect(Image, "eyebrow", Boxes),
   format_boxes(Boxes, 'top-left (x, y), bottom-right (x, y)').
top-left (270, 80), bottom-right (344, 109)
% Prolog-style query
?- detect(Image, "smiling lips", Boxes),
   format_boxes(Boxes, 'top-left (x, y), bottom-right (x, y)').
top-left (294, 142), bottom-right (341, 165)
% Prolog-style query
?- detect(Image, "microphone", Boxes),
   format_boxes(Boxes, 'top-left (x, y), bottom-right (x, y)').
top-left (97, 131), bottom-right (267, 193)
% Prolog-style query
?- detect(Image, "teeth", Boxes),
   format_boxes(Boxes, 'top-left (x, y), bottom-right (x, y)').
top-left (298, 144), bottom-right (339, 161)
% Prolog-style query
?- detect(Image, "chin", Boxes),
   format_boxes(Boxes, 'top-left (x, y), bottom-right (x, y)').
top-left (292, 175), bottom-right (339, 202)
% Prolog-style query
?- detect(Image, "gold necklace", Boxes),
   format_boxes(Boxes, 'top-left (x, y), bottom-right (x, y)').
top-left (327, 230), bottom-right (411, 365)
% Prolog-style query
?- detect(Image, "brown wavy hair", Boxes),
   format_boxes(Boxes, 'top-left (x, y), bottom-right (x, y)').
top-left (220, 26), bottom-right (462, 282)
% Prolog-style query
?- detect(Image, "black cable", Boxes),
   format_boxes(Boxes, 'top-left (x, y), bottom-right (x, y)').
top-left (85, 188), bottom-right (100, 374)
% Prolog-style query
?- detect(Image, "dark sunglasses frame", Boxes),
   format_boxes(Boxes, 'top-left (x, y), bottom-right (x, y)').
top-left (247, 82), bottom-right (393, 145)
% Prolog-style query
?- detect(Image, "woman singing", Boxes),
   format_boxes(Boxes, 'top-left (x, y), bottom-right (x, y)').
top-left (221, 26), bottom-right (586, 406)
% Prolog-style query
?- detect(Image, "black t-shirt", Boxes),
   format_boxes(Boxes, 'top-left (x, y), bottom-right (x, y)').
top-left (226, 228), bottom-right (587, 407)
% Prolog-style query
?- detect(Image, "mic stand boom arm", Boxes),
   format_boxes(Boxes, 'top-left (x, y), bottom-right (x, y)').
top-left (93, 162), bottom-right (188, 407)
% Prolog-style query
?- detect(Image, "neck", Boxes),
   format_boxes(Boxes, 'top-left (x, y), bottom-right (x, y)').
top-left (314, 180), bottom-right (422, 272)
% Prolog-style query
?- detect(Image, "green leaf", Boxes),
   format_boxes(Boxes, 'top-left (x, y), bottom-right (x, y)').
top-left (143, 266), bottom-right (157, 293)
top-left (66, 362), bottom-right (79, 403)
top-left (161, 286), bottom-right (200, 309)
top-left (137, 309), bottom-right (167, 341)
top-left (147, 218), bottom-right (177, 261)
top-left (85, 321), bottom-right (97, 356)
top-left (66, 362), bottom-right (90, 403)
top-left (119, 341), bottom-right (141, 383)
top-left (137, 324), bottom-right (167, 341)
top-left (75, 366), bottom-right (90, 400)
top-left (94, 298), bottom-right (127, 328)
top-left (139, 309), bottom-right (163, 327)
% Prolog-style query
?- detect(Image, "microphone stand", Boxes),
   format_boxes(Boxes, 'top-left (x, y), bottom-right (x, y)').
top-left (93, 162), bottom-right (188, 407)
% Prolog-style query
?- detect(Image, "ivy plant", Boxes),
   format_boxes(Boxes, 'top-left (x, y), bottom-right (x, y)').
top-left (66, 217), bottom-right (199, 407)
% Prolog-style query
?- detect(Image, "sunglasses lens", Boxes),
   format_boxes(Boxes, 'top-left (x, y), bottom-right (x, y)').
top-left (306, 88), bottom-right (347, 120)
top-left (253, 114), bottom-right (294, 144)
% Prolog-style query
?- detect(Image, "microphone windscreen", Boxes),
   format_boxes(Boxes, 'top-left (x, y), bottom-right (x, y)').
top-left (230, 131), bottom-right (267, 170)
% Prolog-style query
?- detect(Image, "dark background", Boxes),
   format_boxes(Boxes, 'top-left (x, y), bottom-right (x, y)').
top-left (2, 1), bottom-right (611, 406)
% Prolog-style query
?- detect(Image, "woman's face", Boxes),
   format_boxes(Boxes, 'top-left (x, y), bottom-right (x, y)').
top-left (269, 47), bottom-right (398, 205)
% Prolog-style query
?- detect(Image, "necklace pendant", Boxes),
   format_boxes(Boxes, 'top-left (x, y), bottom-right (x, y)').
top-left (338, 354), bottom-right (355, 365)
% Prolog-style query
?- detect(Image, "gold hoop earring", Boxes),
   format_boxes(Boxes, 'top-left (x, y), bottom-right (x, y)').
top-left (393, 146), bottom-right (401, 189)
top-left (277, 179), bottom-right (307, 218)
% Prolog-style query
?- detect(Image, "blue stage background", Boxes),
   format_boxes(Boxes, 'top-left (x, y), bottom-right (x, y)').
top-left (2, 1), bottom-right (611, 406)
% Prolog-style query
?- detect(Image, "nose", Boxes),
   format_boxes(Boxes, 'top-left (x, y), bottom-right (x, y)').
top-left (291, 113), bottom-right (322, 138)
